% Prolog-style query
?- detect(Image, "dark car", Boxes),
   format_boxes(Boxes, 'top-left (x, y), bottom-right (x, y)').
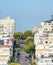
top-left (25, 54), bottom-right (31, 58)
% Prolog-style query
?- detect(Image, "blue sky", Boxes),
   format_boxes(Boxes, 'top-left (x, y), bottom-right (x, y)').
top-left (0, 0), bottom-right (53, 32)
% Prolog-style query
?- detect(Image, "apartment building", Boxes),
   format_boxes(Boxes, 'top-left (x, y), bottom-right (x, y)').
top-left (34, 19), bottom-right (53, 64)
top-left (0, 16), bottom-right (15, 33)
top-left (0, 17), bottom-right (15, 65)
top-left (32, 26), bottom-right (41, 33)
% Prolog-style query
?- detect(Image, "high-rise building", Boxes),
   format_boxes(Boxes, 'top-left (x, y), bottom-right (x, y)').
top-left (0, 16), bottom-right (15, 33)
top-left (34, 19), bottom-right (53, 64)
top-left (0, 16), bottom-right (15, 65)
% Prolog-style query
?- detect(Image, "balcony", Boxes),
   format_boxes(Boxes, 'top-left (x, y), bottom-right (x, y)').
top-left (36, 45), bottom-right (44, 49)
top-left (37, 58), bottom-right (53, 65)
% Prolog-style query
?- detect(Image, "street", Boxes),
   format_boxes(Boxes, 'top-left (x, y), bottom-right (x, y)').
top-left (19, 42), bottom-right (31, 65)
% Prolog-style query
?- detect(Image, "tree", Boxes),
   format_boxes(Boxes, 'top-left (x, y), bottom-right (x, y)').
top-left (31, 62), bottom-right (36, 65)
top-left (14, 48), bottom-right (18, 55)
top-left (24, 43), bottom-right (35, 61)
top-left (13, 32), bottom-right (24, 39)
top-left (15, 39), bottom-right (21, 45)
top-left (13, 30), bottom-right (34, 40)
top-left (24, 36), bottom-right (34, 53)
top-left (13, 32), bottom-right (24, 45)
top-left (24, 30), bottom-right (34, 40)
top-left (10, 62), bottom-right (20, 65)
top-left (24, 44), bottom-right (35, 53)
top-left (25, 36), bottom-right (34, 44)
top-left (24, 36), bottom-right (35, 60)
top-left (14, 48), bottom-right (18, 62)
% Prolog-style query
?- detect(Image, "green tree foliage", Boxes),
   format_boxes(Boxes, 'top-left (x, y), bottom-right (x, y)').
top-left (10, 62), bottom-right (20, 65)
top-left (14, 48), bottom-right (18, 55)
top-left (24, 35), bottom-right (35, 59)
top-left (13, 30), bottom-right (34, 40)
top-left (14, 48), bottom-right (18, 62)
top-left (31, 62), bottom-right (36, 65)
top-left (25, 36), bottom-right (34, 44)
top-left (24, 44), bottom-right (35, 53)
top-left (15, 39), bottom-right (21, 45)
top-left (13, 32), bottom-right (24, 39)
top-left (24, 30), bottom-right (34, 40)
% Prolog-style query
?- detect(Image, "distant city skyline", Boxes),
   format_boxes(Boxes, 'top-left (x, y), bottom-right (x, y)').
top-left (0, 0), bottom-right (53, 32)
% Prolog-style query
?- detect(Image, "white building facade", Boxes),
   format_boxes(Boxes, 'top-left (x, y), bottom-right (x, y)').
top-left (0, 17), bottom-right (15, 65)
top-left (34, 20), bottom-right (53, 65)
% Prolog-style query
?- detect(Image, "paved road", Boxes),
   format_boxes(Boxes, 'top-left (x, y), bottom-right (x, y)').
top-left (20, 50), bottom-right (29, 65)
top-left (19, 42), bottom-right (31, 65)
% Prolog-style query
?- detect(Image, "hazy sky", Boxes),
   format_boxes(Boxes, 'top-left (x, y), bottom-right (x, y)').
top-left (0, 0), bottom-right (53, 32)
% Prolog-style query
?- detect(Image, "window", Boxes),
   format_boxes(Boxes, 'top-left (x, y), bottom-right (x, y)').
top-left (41, 55), bottom-right (44, 58)
top-left (52, 29), bottom-right (53, 30)
top-left (0, 40), bottom-right (4, 45)
top-left (44, 28), bottom-right (48, 30)
top-left (2, 36), bottom-right (5, 38)
top-left (52, 26), bottom-right (53, 27)
top-left (45, 41), bottom-right (48, 44)
top-left (10, 48), bottom-right (11, 51)
top-left (50, 42), bottom-right (52, 43)
top-left (7, 40), bottom-right (9, 44)
top-left (0, 26), bottom-right (3, 32)
top-left (49, 23), bottom-right (51, 25)
top-left (52, 59), bottom-right (53, 62)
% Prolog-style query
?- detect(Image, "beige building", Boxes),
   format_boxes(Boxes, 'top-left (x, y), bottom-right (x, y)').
top-left (32, 26), bottom-right (41, 33)
top-left (0, 16), bottom-right (15, 65)
top-left (0, 16), bottom-right (15, 33)
top-left (34, 20), bottom-right (53, 60)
